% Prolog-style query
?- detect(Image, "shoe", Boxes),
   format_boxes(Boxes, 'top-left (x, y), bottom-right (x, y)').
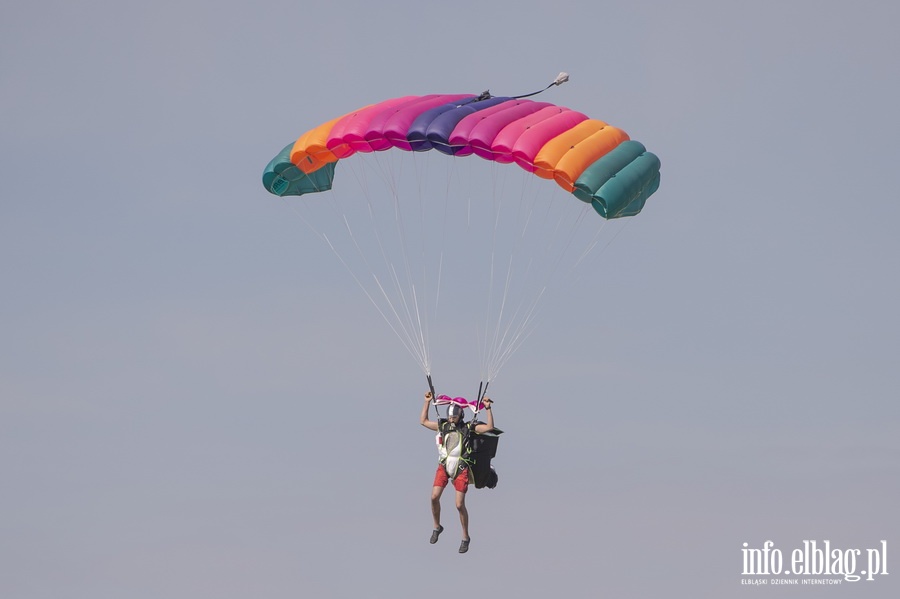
top-left (458, 538), bottom-right (470, 553)
top-left (429, 525), bottom-right (444, 544)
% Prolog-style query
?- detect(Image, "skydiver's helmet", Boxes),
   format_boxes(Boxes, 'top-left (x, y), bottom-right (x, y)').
top-left (447, 404), bottom-right (466, 421)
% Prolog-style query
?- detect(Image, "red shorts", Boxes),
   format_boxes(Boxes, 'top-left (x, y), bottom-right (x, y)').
top-left (433, 464), bottom-right (469, 493)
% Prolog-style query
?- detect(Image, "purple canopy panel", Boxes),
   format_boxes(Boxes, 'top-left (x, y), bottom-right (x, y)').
top-left (418, 96), bottom-right (511, 154)
top-left (364, 94), bottom-right (474, 151)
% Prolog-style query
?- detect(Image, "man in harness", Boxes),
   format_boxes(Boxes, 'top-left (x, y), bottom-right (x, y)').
top-left (419, 391), bottom-right (495, 554)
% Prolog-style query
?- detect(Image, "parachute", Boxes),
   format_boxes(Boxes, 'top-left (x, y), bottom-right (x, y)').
top-left (262, 81), bottom-right (661, 388)
top-left (263, 93), bottom-right (660, 219)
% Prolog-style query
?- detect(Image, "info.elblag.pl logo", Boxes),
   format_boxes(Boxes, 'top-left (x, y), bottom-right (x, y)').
top-left (741, 540), bottom-right (889, 585)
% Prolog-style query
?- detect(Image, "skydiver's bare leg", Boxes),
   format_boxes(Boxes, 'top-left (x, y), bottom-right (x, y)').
top-left (431, 486), bottom-right (444, 529)
top-left (456, 491), bottom-right (469, 540)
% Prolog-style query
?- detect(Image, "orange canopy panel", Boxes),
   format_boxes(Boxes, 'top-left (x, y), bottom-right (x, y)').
top-left (531, 119), bottom-right (607, 180)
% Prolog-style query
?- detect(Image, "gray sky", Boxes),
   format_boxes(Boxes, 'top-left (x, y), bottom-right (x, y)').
top-left (2, 1), bottom-right (898, 597)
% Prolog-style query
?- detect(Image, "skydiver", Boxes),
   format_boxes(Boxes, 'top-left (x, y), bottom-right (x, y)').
top-left (419, 391), bottom-right (494, 554)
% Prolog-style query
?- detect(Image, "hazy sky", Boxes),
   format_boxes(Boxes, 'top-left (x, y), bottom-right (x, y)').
top-left (2, 1), bottom-right (899, 597)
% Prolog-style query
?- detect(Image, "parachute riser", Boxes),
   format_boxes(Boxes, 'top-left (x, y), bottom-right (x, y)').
top-left (427, 374), bottom-right (440, 420)
top-left (472, 381), bottom-right (490, 420)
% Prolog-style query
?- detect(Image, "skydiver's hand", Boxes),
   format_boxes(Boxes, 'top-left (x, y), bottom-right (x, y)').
top-left (425, 391), bottom-right (433, 402)
top-left (482, 397), bottom-right (492, 409)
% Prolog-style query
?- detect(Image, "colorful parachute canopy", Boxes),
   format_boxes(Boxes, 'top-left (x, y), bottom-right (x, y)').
top-left (262, 94), bottom-right (661, 219)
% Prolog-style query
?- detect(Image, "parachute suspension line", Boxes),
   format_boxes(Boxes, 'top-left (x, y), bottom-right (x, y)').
top-left (342, 185), bottom-right (429, 373)
top-left (477, 163), bottom-right (606, 383)
top-left (485, 162), bottom-right (542, 382)
top-left (348, 159), bottom-right (428, 372)
top-left (433, 152), bottom-right (454, 318)
top-left (571, 216), bottom-right (631, 283)
top-left (478, 158), bottom-right (505, 384)
top-left (495, 215), bottom-right (614, 382)
top-left (484, 165), bottom-right (543, 382)
top-left (476, 161), bottom-right (504, 383)
top-left (506, 202), bottom-right (614, 353)
top-left (374, 150), bottom-right (433, 374)
top-left (391, 153), bottom-right (432, 374)
top-left (281, 197), bottom-right (428, 372)
top-left (477, 162), bottom-right (546, 383)
top-left (499, 199), bottom-right (592, 353)
top-left (328, 155), bottom-right (430, 374)
top-left (492, 166), bottom-right (550, 378)
top-left (487, 261), bottom-right (536, 382)
top-left (409, 148), bottom-right (446, 367)
top-left (410, 150), bottom-right (435, 376)
top-left (544, 198), bottom-right (595, 278)
top-left (287, 130), bottom-right (609, 385)
top-left (475, 72), bottom-right (569, 382)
